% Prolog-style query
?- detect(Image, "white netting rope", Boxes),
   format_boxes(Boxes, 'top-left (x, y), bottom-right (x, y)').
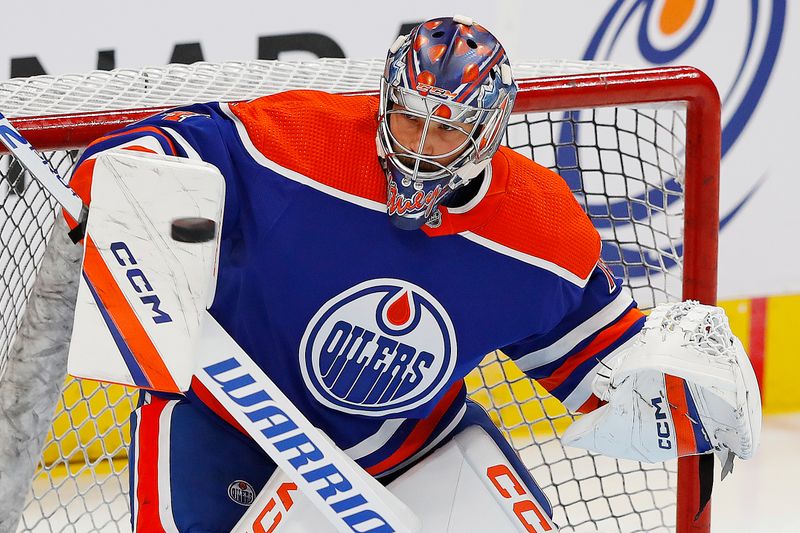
top-left (0, 58), bottom-right (690, 533)
top-left (0, 59), bottom-right (630, 118)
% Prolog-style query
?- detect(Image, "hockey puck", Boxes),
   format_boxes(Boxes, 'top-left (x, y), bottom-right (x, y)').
top-left (171, 217), bottom-right (216, 243)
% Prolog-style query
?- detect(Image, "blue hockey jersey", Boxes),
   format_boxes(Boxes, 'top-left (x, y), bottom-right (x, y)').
top-left (68, 90), bottom-right (644, 477)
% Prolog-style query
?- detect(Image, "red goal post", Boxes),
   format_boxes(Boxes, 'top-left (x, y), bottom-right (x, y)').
top-left (0, 60), bottom-right (720, 533)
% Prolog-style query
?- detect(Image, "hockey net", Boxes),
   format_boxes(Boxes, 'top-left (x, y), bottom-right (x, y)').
top-left (0, 59), bottom-right (719, 533)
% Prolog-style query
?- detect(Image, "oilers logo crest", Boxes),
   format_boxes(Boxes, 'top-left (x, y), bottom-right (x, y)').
top-left (300, 279), bottom-right (457, 416)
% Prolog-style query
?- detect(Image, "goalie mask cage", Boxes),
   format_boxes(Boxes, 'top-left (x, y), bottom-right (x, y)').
top-left (0, 59), bottom-right (719, 533)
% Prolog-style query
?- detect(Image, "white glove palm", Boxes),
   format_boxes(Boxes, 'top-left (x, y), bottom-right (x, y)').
top-left (562, 301), bottom-right (761, 467)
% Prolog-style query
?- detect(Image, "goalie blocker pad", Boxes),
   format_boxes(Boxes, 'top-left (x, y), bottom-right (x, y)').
top-left (69, 151), bottom-right (421, 533)
top-left (68, 150), bottom-right (225, 393)
top-left (562, 301), bottom-right (762, 464)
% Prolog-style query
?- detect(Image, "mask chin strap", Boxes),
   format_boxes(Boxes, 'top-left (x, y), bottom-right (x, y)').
top-left (451, 158), bottom-right (489, 188)
top-left (422, 158), bottom-right (490, 220)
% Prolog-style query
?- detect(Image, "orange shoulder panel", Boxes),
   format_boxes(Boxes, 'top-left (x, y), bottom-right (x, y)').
top-left (473, 146), bottom-right (601, 282)
top-left (228, 91), bottom-right (386, 204)
top-left (228, 93), bottom-right (599, 281)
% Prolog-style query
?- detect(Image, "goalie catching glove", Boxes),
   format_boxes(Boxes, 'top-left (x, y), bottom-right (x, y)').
top-left (562, 301), bottom-right (761, 469)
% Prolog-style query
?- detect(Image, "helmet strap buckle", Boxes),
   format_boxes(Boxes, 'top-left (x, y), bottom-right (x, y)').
top-left (449, 174), bottom-right (470, 189)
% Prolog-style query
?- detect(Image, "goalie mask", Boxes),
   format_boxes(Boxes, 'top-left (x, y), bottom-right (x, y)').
top-left (377, 15), bottom-right (518, 230)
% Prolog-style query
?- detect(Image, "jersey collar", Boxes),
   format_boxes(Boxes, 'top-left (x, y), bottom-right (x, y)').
top-left (421, 151), bottom-right (510, 237)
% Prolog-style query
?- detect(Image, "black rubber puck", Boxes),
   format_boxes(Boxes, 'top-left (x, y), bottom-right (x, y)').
top-left (171, 217), bottom-right (216, 243)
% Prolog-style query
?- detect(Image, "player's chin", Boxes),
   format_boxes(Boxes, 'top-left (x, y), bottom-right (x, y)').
top-left (395, 155), bottom-right (443, 173)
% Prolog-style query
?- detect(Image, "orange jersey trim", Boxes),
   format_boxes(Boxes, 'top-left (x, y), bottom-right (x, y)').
top-left (122, 145), bottom-right (159, 155)
top-left (133, 395), bottom-right (169, 533)
top-left (90, 126), bottom-right (177, 156)
top-left (190, 376), bottom-right (248, 436)
top-left (65, 158), bottom-right (95, 228)
top-left (470, 148), bottom-right (600, 282)
top-left (365, 381), bottom-right (463, 476)
top-left (577, 395), bottom-right (605, 414)
top-left (539, 307), bottom-right (644, 392)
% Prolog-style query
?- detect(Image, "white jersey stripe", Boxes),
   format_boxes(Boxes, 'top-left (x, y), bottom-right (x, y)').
top-left (514, 289), bottom-right (634, 372)
top-left (444, 164), bottom-right (493, 215)
top-left (344, 418), bottom-right (406, 461)
top-left (161, 126), bottom-right (202, 160)
top-left (131, 392), bottom-right (151, 531)
top-left (561, 334), bottom-right (638, 412)
top-left (157, 400), bottom-right (181, 533)
top-left (459, 231), bottom-right (593, 287)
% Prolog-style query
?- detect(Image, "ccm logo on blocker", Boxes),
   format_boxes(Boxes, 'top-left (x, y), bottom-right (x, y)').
top-left (109, 241), bottom-right (173, 324)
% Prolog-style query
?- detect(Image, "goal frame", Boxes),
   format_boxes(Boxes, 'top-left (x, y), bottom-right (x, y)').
top-left (3, 65), bottom-right (720, 533)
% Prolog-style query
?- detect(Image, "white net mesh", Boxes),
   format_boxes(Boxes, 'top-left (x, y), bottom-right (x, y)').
top-left (0, 59), bottom-right (628, 119)
top-left (0, 59), bottom-right (697, 533)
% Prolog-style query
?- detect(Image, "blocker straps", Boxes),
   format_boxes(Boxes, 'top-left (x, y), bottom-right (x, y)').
top-left (67, 206), bottom-right (89, 244)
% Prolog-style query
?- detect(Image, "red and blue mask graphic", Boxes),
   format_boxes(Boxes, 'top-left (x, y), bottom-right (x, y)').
top-left (377, 16), bottom-right (517, 230)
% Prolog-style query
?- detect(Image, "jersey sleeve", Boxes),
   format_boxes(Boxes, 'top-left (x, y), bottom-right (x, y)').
top-left (502, 262), bottom-right (646, 413)
top-left (66, 104), bottom-right (240, 235)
